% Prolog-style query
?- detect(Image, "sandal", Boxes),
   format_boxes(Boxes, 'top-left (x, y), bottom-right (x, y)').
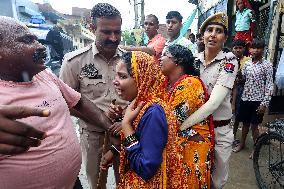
top-left (232, 144), bottom-right (244, 153)
top-left (249, 150), bottom-right (254, 159)
top-left (233, 139), bottom-right (240, 147)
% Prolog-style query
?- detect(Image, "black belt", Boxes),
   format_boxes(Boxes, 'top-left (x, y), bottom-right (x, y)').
top-left (214, 119), bottom-right (231, 128)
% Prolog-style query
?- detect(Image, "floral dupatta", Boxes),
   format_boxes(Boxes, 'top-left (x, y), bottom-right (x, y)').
top-left (117, 51), bottom-right (179, 189)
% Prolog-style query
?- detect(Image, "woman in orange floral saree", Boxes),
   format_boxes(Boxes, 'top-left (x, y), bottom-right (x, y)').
top-left (101, 48), bottom-right (213, 188)
top-left (160, 44), bottom-right (214, 189)
top-left (111, 51), bottom-right (179, 189)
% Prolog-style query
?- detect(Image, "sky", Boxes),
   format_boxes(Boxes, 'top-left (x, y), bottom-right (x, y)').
top-left (31, 0), bottom-right (198, 32)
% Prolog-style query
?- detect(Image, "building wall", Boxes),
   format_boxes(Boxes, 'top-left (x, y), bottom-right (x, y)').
top-left (267, 1), bottom-right (284, 64)
top-left (62, 23), bottom-right (94, 50)
top-left (0, 0), bottom-right (44, 24)
top-left (199, 0), bottom-right (222, 13)
top-left (197, 0), bottom-right (228, 27)
top-left (72, 7), bottom-right (90, 17)
top-left (16, 0), bottom-right (41, 23)
top-left (60, 10), bottom-right (94, 50)
top-left (72, 37), bottom-right (91, 50)
top-left (0, 0), bottom-right (14, 18)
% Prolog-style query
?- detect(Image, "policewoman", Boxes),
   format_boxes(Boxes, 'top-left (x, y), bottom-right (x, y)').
top-left (180, 12), bottom-right (238, 189)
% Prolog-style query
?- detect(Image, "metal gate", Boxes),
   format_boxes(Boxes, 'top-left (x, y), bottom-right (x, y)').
top-left (258, 3), bottom-right (271, 40)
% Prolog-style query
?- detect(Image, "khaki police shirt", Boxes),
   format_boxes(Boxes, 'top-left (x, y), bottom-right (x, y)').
top-left (60, 42), bottom-right (128, 132)
top-left (197, 50), bottom-right (238, 121)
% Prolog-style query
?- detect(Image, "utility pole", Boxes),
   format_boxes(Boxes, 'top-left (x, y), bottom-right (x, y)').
top-left (133, 0), bottom-right (145, 28)
top-left (140, 0), bottom-right (145, 27)
top-left (133, 0), bottom-right (139, 28)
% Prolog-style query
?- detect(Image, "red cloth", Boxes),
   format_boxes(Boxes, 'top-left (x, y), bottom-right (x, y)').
top-left (235, 30), bottom-right (252, 56)
top-left (242, 0), bottom-right (252, 9)
top-left (237, 0), bottom-right (252, 10)
top-left (235, 30), bottom-right (253, 45)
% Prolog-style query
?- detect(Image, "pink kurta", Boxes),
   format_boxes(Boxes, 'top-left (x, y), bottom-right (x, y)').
top-left (147, 33), bottom-right (166, 63)
top-left (0, 69), bottom-right (82, 189)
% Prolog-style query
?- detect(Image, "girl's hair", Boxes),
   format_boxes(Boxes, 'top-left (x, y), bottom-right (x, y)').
top-left (250, 38), bottom-right (265, 49)
top-left (166, 44), bottom-right (199, 76)
top-left (233, 39), bottom-right (246, 47)
top-left (120, 52), bottom-right (133, 76)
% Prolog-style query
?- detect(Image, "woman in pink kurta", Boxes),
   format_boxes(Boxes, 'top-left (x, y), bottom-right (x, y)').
top-left (0, 69), bottom-right (82, 189)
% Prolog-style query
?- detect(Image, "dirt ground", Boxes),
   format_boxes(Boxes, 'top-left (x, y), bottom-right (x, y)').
top-left (225, 113), bottom-right (284, 189)
top-left (224, 127), bottom-right (259, 189)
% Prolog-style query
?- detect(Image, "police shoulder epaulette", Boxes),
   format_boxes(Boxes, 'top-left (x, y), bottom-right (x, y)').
top-left (195, 52), bottom-right (203, 60)
top-left (64, 45), bottom-right (92, 61)
top-left (225, 52), bottom-right (237, 62)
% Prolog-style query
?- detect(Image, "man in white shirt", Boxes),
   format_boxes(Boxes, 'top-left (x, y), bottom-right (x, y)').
top-left (164, 11), bottom-right (193, 53)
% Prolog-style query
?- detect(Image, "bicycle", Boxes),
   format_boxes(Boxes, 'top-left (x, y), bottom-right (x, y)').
top-left (253, 118), bottom-right (284, 189)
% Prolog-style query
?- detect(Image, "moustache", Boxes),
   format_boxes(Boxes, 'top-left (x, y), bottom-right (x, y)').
top-left (104, 40), bottom-right (119, 46)
top-left (33, 50), bottom-right (47, 63)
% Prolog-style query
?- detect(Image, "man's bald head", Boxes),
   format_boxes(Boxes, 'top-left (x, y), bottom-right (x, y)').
top-left (0, 16), bottom-right (27, 29)
top-left (0, 16), bottom-right (29, 46)
top-left (0, 16), bottom-right (46, 82)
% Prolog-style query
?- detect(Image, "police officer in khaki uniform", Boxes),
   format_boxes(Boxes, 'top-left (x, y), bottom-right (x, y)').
top-left (180, 13), bottom-right (238, 189)
top-left (60, 3), bottom-right (127, 189)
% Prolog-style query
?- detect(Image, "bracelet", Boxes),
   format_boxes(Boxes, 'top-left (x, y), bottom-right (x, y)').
top-left (125, 141), bottom-right (139, 149)
top-left (122, 133), bottom-right (138, 147)
top-left (110, 145), bottom-right (120, 156)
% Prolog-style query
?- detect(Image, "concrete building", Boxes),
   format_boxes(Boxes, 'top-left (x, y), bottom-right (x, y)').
top-left (0, 0), bottom-right (41, 23)
top-left (68, 23), bottom-right (95, 49)
top-left (72, 7), bottom-right (90, 17)
top-left (59, 7), bottom-right (95, 49)
top-left (37, 4), bottom-right (95, 49)
top-left (69, 7), bottom-right (94, 49)
top-left (0, 0), bottom-right (58, 26)
top-left (16, 0), bottom-right (41, 23)
top-left (0, 0), bottom-right (17, 18)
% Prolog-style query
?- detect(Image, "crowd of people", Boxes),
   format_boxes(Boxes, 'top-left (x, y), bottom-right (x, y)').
top-left (0, 0), bottom-right (274, 189)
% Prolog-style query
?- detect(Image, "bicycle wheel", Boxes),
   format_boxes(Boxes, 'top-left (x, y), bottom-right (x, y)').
top-left (253, 132), bottom-right (284, 189)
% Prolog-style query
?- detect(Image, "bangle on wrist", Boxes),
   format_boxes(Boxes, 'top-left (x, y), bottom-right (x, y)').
top-left (110, 145), bottom-right (120, 156)
top-left (125, 141), bottom-right (139, 149)
top-left (123, 133), bottom-right (138, 147)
